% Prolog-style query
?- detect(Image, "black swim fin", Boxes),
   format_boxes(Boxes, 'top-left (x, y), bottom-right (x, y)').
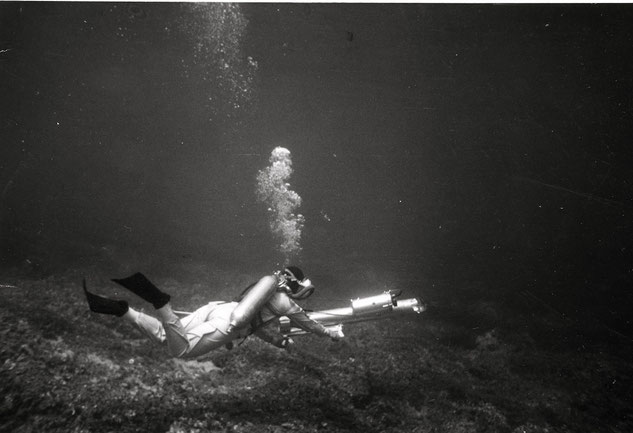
top-left (83, 279), bottom-right (129, 317)
top-left (111, 272), bottom-right (170, 309)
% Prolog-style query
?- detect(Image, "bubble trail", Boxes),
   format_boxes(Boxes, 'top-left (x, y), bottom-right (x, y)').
top-left (255, 147), bottom-right (305, 263)
top-left (177, 3), bottom-right (258, 115)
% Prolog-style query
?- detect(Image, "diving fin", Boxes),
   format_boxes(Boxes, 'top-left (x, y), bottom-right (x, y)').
top-left (111, 272), bottom-right (170, 309)
top-left (83, 279), bottom-right (129, 317)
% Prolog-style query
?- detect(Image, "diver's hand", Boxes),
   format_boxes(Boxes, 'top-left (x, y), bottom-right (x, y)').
top-left (280, 337), bottom-right (294, 351)
top-left (328, 324), bottom-right (344, 341)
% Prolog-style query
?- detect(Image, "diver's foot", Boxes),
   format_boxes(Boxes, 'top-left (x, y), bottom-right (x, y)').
top-left (83, 279), bottom-right (129, 317)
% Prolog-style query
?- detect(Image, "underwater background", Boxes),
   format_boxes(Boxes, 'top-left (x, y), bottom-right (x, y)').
top-left (1, 3), bottom-right (632, 432)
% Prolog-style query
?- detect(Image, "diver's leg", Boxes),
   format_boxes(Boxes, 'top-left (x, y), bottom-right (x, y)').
top-left (180, 328), bottom-right (232, 358)
top-left (154, 303), bottom-right (190, 358)
top-left (111, 272), bottom-right (235, 358)
top-left (177, 302), bottom-right (238, 358)
top-left (155, 302), bottom-right (238, 358)
top-left (122, 307), bottom-right (166, 344)
top-left (111, 273), bottom-right (188, 356)
top-left (137, 301), bottom-right (238, 359)
top-left (123, 305), bottom-right (219, 355)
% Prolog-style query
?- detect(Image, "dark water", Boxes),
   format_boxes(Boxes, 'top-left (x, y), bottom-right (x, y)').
top-left (1, 3), bottom-right (633, 339)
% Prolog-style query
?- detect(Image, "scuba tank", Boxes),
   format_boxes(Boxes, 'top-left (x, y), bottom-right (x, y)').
top-left (226, 275), bottom-right (278, 333)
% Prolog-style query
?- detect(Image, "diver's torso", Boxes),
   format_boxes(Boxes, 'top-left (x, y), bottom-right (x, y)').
top-left (259, 291), bottom-right (303, 323)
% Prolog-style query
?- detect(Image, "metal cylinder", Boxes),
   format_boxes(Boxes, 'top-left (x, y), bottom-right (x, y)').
top-left (393, 297), bottom-right (426, 314)
top-left (227, 275), bottom-right (277, 332)
top-left (351, 292), bottom-right (395, 315)
top-left (280, 291), bottom-right (424, 336)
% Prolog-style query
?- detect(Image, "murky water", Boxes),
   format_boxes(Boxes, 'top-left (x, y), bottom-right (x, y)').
top-left (1, 3), bottom-right (633, 341)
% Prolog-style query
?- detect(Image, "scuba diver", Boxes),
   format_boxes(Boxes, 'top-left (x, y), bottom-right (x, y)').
top-left (82, 266), bottom-right (344, 358)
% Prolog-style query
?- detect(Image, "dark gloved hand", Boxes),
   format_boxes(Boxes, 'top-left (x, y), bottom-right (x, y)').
top-left (280, 337), bottom-right (295, 351)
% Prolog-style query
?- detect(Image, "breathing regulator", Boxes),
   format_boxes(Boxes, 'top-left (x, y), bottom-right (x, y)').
top-left (275, 267), bottom-right (315, 300)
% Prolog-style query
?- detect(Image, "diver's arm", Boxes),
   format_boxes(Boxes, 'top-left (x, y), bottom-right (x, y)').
top-left (264, 292), bottom-right (342, 340)
top-left (253, 324), bottom-right (292, 349)
top-left (254, 325), bottom-right (284, 347)
top-left (287, 311), bottom-right (341, 339)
